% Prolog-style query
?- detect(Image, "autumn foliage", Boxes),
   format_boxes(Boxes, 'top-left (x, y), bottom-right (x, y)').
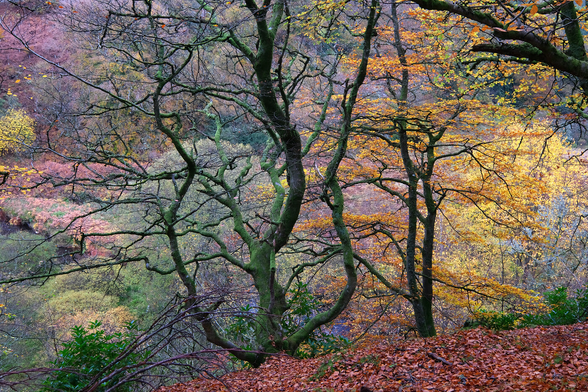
top-left (0, 109), bottom-right (35, 154)
top-left (1, 0), bottom-right (588, 389)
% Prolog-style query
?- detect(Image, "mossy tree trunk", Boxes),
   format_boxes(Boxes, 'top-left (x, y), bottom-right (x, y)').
top-left (0, 0), bottom-right (380, 367)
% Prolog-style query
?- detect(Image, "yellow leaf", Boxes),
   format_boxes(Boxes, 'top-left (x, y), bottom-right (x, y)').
top-left (0, 109), bottom-right (36, 154)
top-left (15, 80), bottom-right (20, 83)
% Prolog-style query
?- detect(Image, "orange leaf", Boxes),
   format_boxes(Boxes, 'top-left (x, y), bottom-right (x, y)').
top-left (530, 4), bottom-right (538, 14)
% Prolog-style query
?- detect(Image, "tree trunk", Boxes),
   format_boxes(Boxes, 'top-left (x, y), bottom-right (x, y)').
top-left (250, 241), bottom-right (289, 354)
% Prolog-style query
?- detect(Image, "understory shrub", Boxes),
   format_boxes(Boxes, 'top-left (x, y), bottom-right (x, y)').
top-left (521, 286), bottom-right (588, 326)
top-left (42, 320), bottom-right (142, 392)
top-left (469, 286), bottom-right (588, 331)
top-left (469, 309), bottom-right (520, 331)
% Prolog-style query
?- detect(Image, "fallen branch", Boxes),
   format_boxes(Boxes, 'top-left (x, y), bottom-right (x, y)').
top-left (427, 352), bottom-right (453, 366)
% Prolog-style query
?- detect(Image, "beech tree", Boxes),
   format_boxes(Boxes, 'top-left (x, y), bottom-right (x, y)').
top-left (296, 3), bottom-right (555, 338)
top-left (440, 128), bottom-right (588, 292)
top-left (410, 0), bottom-right (588, 112)
top-left (0, 0), bottom-right (380, 366)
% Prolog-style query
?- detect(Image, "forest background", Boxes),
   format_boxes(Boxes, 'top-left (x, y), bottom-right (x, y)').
top-left (1, 0), bottom-right (588, 390)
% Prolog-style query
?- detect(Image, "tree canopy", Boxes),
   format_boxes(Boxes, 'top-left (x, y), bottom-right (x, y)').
top-left (0, 0), bottom-right (587, 389)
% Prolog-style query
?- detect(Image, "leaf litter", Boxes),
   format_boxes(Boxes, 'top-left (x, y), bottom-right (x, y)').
top-left (156, 322), bottom-right (588, 391)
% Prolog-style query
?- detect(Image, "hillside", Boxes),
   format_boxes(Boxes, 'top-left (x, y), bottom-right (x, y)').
top-left (158, 323), bottom-right (588, 392)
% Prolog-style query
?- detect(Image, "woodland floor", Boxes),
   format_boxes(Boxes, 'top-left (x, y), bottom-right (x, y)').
top-left (156, 322), bottom-right (588, 392)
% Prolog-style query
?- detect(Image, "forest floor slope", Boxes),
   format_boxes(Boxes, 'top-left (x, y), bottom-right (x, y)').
top-left (157, 322), bottom-right (588, 392)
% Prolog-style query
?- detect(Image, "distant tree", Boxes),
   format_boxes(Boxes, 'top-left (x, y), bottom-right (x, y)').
top-left (0, 108), bottom-right (35, 155)
top-left (441, 128), bottom-right (588, 293)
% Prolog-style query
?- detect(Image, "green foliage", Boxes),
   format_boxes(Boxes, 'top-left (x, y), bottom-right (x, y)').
top-left (50, 268), bottom-right (125, 298)
top-left (358, 353), bottom-right (380, 367)
top-left (310, 353), bottom-right (343, 381)
top-left (469, 309), bottom-right (520, 331)
top-left (42, 320), bottom-right (141, 392)
top-left (45, 290), bottom-right (119, 314)
top-left (0, 231), bottom-right (57, 277)
top-left (283, 283), bottom-right (350, 359)
top-left (296, 334), bottom-right (351, 360)
top-left (309, 353), bottom-right (379, 382)
top-left (521, 287), bottom-right (588, 327)
top-left (117, 264), bottom-right (176, 319)
top-left (0, 95), bottom-right (21, 116)
top-left (225, 304), bottom-right (256, 351)
top-left (469, 286), bottom-right (588, 331)
top-left (281, 282), bottom-right (320, 332)
top-left (216, 123), bottom-right (269, 148)
top-left (225, 283), bottom-right (350, 361)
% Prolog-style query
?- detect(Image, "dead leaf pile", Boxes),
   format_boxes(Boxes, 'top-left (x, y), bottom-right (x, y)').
top-left (156, 322), bottom-right (588, 391)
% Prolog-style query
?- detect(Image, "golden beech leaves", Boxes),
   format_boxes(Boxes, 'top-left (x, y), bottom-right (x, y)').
top-left (294, 0), bottom-right (349, 43)
top-left (0, 109), bottom-right (35, 155)
top-left (440, 126), bottom-right (588, 292)
top-left (292, 6), bottom-right (567, 345)
top-left (433, 265), bottom-right (547, 313)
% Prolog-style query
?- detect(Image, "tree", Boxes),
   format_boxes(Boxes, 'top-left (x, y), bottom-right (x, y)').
top-left (410, 0), bottom-right (587, 82)
top-left (439, 127), bottom-right (588, 293)
top-left (0, 0), bottom-right (380, 367)
top-left (407, 0), bottom-right (588, 129)
top-left (0, 108), bottom-right (35, 155)
top-left (296, 2), bottom-right (556, 338)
